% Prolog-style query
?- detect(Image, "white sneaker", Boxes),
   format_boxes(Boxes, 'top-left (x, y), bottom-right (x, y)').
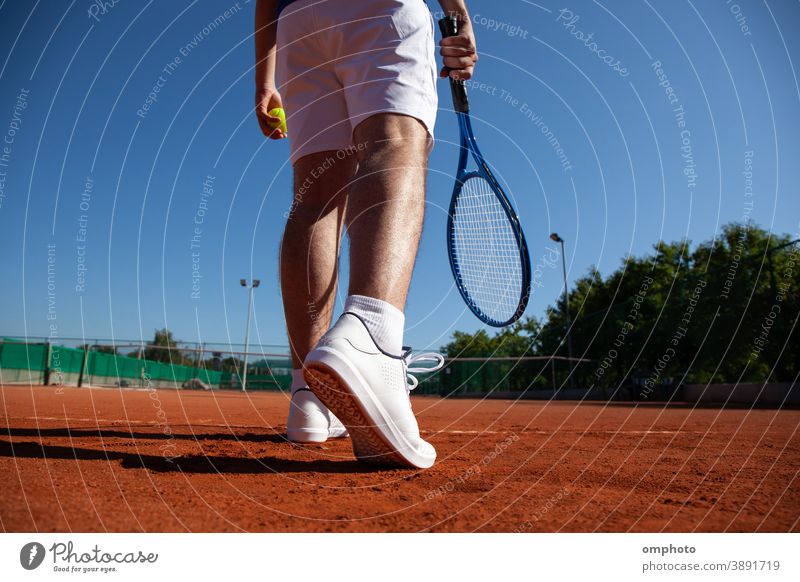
top-left (286, 388), bottom-right (349, 443)
top-left (303, 312), bottom-right (444, 468)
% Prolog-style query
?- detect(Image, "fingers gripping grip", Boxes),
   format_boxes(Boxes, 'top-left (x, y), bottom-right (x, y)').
top-left (438, 16), bottom-right (470, 114)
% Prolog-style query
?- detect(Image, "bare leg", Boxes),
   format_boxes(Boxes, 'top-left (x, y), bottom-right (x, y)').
top-left (280, 150), bottom-right (358, 368)
top-left (303, 115), bottom-right (438, 467)
top-left (346, 113), bottom-right (431, 310)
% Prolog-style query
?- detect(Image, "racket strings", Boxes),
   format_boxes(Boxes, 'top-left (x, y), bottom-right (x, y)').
top-left (450, 176), bottom-right (525, 324)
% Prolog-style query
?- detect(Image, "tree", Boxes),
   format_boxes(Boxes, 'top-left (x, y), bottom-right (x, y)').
top-left (688, 223), bottom-right (799, 382)
top-left (537, 223), bottom-right (798, 387)
top-left (441, 317), bottom-right (541, 358)
top-left (442, 223), bottom-right (799, 390)
top-left (439, 317), bottom-right (546, 392)
top-left (144, 328), bottom-right (188, 365)
top-left (442, 329), bottom-right (495, 358)
top-left (79, 344), bottom-right (117, 354)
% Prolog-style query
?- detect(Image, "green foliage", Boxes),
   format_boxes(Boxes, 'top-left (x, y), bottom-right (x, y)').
top-left (80, 344), bottom-right (117, 354)
top-left (442, 223), bottom-right (799, 389)
top-left (143, 328), bottom-right (191, 365)
top-left (549, 223), bottom-right (798, 386)
top-left (441, 317), bottom-right (541, 358)
top-left (216, 356), bottom-right (244, 373)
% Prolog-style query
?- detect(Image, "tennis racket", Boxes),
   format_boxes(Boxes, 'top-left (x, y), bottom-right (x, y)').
top-left (438, 16), bottom-right (532, 327)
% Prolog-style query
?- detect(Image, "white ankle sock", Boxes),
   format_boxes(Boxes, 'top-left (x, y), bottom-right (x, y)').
top-left (343, 294), bottom-right (405, 354)
top-left (291, 369), bottom-right (306, 394)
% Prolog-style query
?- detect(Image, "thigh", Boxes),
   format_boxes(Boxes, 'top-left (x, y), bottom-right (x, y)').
top-left (352, 113), bottom-right (431, 166)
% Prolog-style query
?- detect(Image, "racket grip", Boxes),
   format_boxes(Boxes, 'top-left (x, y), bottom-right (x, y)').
top-left (437, 16), bottom-right (470, 114)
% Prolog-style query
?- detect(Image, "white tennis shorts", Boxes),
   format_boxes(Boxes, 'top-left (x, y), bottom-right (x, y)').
top-left (276, 0), bottom-right (438, 164)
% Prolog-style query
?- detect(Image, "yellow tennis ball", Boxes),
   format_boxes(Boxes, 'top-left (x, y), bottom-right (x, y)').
top-left (267, 107), bottom-right (287, 134)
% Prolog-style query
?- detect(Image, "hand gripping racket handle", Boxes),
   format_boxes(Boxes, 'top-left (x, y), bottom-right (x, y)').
top-left (438, 16), bottom-right (470, 114)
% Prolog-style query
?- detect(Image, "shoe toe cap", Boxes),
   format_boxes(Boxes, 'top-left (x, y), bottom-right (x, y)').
top-left (413, 438), bottom-right (437, 467)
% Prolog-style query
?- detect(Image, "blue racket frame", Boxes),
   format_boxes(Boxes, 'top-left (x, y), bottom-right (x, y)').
top-left (446, 110), bottom-right (532, 327)
top-left (439, 15), bottom-right (531, 327)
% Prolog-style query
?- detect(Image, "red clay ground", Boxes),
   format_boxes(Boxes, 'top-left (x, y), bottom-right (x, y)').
top-left (0, 384), bottom-right (798, 532)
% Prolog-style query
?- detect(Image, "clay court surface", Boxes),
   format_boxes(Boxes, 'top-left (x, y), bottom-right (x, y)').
top-left (0, 384), bottom-right (797, 532)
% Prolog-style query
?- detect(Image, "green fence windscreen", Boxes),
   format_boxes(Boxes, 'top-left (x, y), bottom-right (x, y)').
top-left (1, 341), bottom-right (286, 390)
top-left (1, 341), bottom-right (559, 395)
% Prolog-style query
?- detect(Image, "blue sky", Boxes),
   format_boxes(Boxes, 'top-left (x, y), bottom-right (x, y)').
top-left (0, 0), bottom-right (798, 353)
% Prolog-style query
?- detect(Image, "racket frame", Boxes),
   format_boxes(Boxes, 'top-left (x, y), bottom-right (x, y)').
top-left (446, 110), bottom-right (532, 327)
top-left (439, 15), bottom-right (531, 326)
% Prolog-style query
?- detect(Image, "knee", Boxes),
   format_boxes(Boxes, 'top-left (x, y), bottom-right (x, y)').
top-left (354, 115), bottom-right (431, 167)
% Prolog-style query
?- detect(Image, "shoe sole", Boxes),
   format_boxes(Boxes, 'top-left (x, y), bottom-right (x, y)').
top-left (286, 428), bottom-right (329, 444)
top-left (305, 365), bottom-right (408, 467)
top-left (304, 359), bottom-right (434, 469)
top-left (286, 428), bottom-right (349, 444)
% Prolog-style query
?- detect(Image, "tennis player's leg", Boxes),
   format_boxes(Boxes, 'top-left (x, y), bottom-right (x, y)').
top-left (298, 0), bottom-right (443, 467)
top-left (281, 151), bottom-right (356, 368)
top-left (281, 117), bottom-right (427, 363)
top-left (280, 151), bottom-right (357, 442)
top-left (303, 114), bottom-right (444, 468)
top-left (346, 113), bottom-right (430, 310)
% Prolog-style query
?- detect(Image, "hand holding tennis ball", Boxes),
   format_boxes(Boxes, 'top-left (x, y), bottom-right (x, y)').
top-left (267, 107), bottom-right (287, 136)
top-left (254, 87), bottom-right (287, 139)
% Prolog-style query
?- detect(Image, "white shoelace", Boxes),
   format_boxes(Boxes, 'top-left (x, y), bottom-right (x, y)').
top-left (403, 351), bottom-right (445, 391)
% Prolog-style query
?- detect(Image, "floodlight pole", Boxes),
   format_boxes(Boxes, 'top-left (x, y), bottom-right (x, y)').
top-left (550, 233), bottom-right (575, 389)
top-left (240, 278), bottom-right (260, 392)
